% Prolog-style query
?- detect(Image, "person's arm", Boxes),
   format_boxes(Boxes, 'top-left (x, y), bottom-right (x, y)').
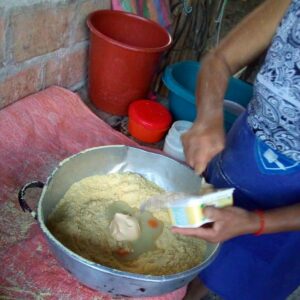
top-left (172, 203), bottom-right (300, 243)
top-left (182, 0), bottom-right (292, 174)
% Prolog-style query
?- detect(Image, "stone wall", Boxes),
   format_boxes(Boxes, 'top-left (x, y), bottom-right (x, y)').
top-left (0, 0), bottom-right (111, 109)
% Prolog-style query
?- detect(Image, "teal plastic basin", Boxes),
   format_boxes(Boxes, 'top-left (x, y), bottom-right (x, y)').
top-left (162, 60), bottom-right (253, 132)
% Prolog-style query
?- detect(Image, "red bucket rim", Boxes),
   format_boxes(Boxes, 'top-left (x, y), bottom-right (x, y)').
top-left (87, 9), bottom-right (172, 53)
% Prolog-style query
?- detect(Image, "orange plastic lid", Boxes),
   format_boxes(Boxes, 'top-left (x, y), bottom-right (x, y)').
top-left (129, 100), bottom-right (172, 130)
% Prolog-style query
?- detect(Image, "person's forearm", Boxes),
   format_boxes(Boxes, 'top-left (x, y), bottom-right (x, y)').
top-left (195, 52), bottom-right (230, 125)
top-left (247, 203), bottom-right (300, 235)
top-left (217, 0), bottom-right (291, 74)
top-left (262, 203), bottom-right (300, 233)
top-left (194, 0), bottom-right (291, 125)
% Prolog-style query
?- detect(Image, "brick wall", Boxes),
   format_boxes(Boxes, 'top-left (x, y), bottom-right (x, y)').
top-left (0, 0), bottom-right (111, 109)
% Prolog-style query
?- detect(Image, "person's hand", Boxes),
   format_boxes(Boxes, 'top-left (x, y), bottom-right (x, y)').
top-left (181, 121), bottom-right (225, 175)
top-left (171, 206), bottom-right (259, 243)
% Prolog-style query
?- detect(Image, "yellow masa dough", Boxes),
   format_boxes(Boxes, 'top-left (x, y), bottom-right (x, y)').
top-left (47, 172), bottom-right (206, 276)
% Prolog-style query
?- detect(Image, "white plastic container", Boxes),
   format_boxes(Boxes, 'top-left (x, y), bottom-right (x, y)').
top-left (163, 120), bottom-right (193, 161)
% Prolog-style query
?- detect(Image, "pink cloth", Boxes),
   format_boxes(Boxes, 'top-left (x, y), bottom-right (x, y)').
top-left (0, 86), bottom-right (186, 300)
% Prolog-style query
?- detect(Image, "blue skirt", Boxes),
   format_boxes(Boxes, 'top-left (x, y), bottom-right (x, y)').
top-left (200, 113), bottom-right (300, 300)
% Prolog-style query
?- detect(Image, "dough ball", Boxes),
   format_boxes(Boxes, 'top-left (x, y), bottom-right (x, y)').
top-left (109, 213), bottom-right (140, 241)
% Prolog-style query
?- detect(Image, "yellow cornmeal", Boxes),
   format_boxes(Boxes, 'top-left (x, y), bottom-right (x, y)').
top-left (47, 172), bottom-right (206, 275)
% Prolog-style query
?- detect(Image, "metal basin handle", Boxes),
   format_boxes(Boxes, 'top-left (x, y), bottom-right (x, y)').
top-left (18, 181), bottom-right (44, 220)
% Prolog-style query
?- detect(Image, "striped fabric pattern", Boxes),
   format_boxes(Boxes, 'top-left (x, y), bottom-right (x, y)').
top-left (112, 0), bottom-right (172, 29)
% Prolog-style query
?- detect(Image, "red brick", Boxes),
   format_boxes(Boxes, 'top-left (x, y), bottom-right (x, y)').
top-left (11, 4), bottom-right (75, 63)
top-left (0, 15), bottom-right (5, 67)
top-left (0, 66), bottom-right (41, 109)
top-left (45, 46), bottom-right (88, 88)
top-left (74, 0), bottom-right (111, 42)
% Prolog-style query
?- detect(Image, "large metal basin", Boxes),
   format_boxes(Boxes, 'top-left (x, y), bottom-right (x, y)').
top-left (20, 145), bottom-right (219, 297)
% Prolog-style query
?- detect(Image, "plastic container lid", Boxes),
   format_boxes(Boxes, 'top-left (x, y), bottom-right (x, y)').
top-left (129, 100), bottom-right (172, 130)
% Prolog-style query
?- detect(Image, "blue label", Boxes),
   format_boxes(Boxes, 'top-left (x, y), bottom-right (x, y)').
top-left (172, 207), bottom-right (189, 226)
top-left (255, 139), bottom-right (300, 175)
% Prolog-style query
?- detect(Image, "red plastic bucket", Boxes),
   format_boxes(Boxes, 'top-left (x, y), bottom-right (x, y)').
top-left (87, 10), bottom-right (172, 115)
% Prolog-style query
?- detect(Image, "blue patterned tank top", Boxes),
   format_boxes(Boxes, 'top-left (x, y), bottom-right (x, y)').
top-left (247, 0), bottom-right (300, 162)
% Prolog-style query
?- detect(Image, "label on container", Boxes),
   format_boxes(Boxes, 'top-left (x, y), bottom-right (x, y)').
top-left (168, 188), bottom-right (234, 228)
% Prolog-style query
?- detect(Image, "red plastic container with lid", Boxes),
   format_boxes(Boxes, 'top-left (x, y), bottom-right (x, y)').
top-left (128, 100), bottom-right (172, 143)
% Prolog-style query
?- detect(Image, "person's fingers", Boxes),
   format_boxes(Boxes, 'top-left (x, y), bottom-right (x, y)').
top-left (203, 206), bottom-right (223, 220)
top-left (182, 129), bottom-right (225, 174)
top-left (194, 162), bottom-right (206, 175)
top-left (171, 226), bottom-right (215, 240)
top-left (185, 147), bottom-right (211, 172)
